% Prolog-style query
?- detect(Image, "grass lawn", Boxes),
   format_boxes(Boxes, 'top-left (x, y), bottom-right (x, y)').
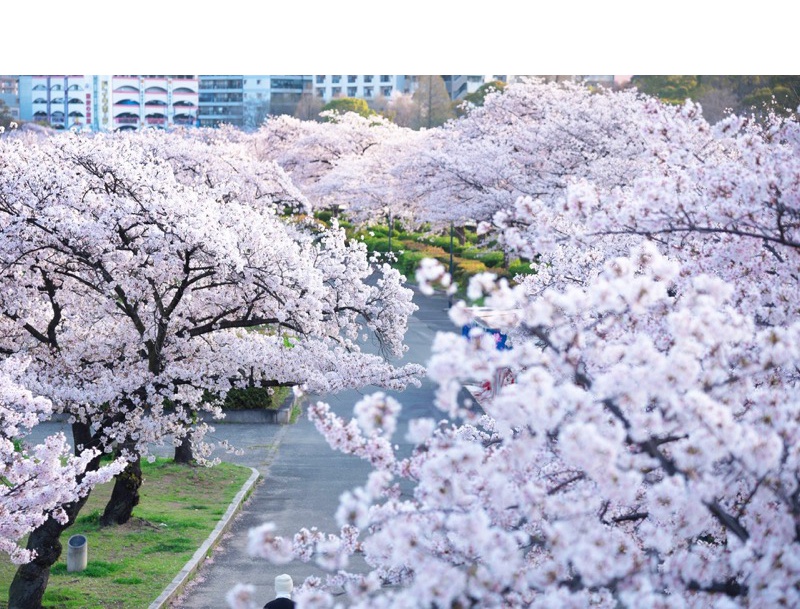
top-left (0, 458), bottom-right (253, 609)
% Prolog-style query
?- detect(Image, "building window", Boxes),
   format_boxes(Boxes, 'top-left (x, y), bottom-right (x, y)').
top-left (364, 87), bottom-right (373, 98)
top-left (348, 75), bottom-right (357, 83)
top-left (316, 88), bottom-right (325, 98)
top-left (347, 87), bottom-right (357, 97)
top-left (332, 75), bottom-right (341, 84)
top-left (271, 78), bottom-right (304, 90)
top-left (380, 75), bottom-right (390, 83)
top-left (364, 75), bottom-right (373, 83)
top-left (316, 75), bottom-right (325, 84)
top-left (331, 87), bottom-right (341, 97)
top-left (381, 87), bottom-right (392, 97)
top-left (467, 75), bottom-right (483, 83)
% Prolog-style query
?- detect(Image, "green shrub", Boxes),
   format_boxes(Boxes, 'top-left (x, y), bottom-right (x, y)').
top-left (508, 259), bottom-right (537, 276)
top-left (403, 241), bottom-right (449, 259)
top-left (362, 236), bottom-right (391, 253)
top-left (395, 251), bottom-right (428, 278)
top-left (455, 258), bottom-right (488, 277)
top-left (427, 235), bottom-right (465, 255)
top-left (208, 386), bottom-right (291, 411)
top-left (477, 251), bottom-right (504, 267)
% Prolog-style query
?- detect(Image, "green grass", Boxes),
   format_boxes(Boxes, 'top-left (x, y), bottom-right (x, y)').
top-left (0, 458), bottom-right (252, 609)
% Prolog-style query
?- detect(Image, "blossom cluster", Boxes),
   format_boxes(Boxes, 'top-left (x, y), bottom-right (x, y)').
top-left (236, 79), bottom-right (800, 607)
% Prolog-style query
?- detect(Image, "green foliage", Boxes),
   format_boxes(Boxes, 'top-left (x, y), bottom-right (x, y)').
top-left (422, 235), bottom-right (465, 255)
top-left (403, 241), bottom-right (449, 259)
top-left (631, 75), bottom-right (701, 105)
top-left (367, 225), bottom-right (390, 237)
top-left (477, 251), bottom-right (505, 267)
top-left (222, 385), bottom-right (290, 411)
top-left (630, 75), bottom-right (800, 120)
top-left (458, 81), bottom-right (507, 116)
top-left (321, 97), bottom-right (374, 119)
top-left (361, 236), bottom-right (391, 253)
top-left (315, 210), bottom-right (333, 224)
top-left (508, 259), bottom-right (537, 276)
top-left (394, 250), bottom-right (428, 278)
top-left (455, 258), bottom-right (488, 277)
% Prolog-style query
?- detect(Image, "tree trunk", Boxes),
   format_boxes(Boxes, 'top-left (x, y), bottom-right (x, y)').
top-left (455, 225), bottom-right (466, 246)
top-left (8, 422), bottom-right (100, 609)
top-left (9, 515), bottom-right (65, 609)
top-left (100, 448), bottom-right (141, 527)
top-left (173, 432), bottom-right (195, 464)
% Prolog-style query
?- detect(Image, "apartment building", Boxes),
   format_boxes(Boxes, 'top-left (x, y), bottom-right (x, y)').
top-left (18, 75), bottom-right (199, 131)
top-left (311, 75), bottom-right (408, 103)
top-left (0, 76), bottom-right (20, 120)
top-left (198, 75), bottom-right (309, 129)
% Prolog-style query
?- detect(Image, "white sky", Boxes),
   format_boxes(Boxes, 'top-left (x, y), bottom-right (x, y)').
top-left (6, 2), bottom-right (796, 76)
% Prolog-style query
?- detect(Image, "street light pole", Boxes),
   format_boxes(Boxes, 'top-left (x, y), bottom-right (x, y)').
top-left (388, 209), bottom-right (393, 254)
top-left (448, 220), bottom-right (454, 308)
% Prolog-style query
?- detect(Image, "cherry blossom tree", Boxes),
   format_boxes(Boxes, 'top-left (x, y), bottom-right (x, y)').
top-left (246, 243), bottom-right (800, 608)
top-left (394, 78), bottom-right (667, 228)
top-left (240, 87), bottom-right (800, 608)
top-left (0, 128), bottom-right (422, 609)
top-left (251, 112), bottom-right (409, 217)
top-left (0, 359), bottom-right (122, 565)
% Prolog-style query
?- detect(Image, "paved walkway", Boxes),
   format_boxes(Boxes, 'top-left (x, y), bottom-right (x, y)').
top-left (171, 288), bottom-right (458, 608)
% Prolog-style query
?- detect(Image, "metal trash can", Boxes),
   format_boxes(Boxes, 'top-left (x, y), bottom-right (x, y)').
top-left (66, 534), bottom-right (87, 572)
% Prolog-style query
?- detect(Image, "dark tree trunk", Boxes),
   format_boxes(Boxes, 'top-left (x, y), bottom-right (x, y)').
top-left (173, 432), bottom-right (195, 464)
top-left (8, 422), bottom-right (100, 609)
top-left (455, 225), bottom-right (466, 246)
top-left (100, 448), bottom-right (141, 527)
top-left (9, 514), bottom-right (65, 609)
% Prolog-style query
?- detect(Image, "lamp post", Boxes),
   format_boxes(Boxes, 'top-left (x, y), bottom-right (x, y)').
top-left (387, 207), bottom-right (393, 254)
top-left (448, 220), bottom-right (454, 308)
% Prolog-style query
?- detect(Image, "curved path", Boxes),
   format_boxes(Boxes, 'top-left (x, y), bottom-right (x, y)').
top-left (172, 287), bottom-right (461, 608)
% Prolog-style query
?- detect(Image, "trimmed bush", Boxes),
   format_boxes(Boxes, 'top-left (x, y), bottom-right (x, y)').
top-left (403, 241), bottom-right (449, 259)
top-left (362, 236), bottom-right (391, 253)
top-left (202, 386), bottom-right (291, 411)
top-left (477, 251), bottom-right (504, 267)
top-left (455, 258), bottom-right (488, 277)
top-left (508, 259), bottom-right (537, 276)
top-left (395, 250), bottom-right (428, 278)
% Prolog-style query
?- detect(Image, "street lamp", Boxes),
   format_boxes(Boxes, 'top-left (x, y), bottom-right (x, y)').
top-left (386, 207), bottom-right (393, 254)
top-left (448, 220), bottom-right (454, 308)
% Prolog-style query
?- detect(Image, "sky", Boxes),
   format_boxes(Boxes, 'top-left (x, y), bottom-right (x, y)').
top-left (6, 2), bottom-right (797, 76)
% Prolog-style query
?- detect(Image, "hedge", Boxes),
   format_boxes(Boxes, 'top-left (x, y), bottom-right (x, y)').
top-left (508, 259), bottom-right (537, 276)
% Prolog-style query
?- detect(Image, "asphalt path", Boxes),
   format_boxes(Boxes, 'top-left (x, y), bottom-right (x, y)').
top-left (172, 286), bottom-right (464, 608)
top-left (24, 287), bottom-right (466, 608)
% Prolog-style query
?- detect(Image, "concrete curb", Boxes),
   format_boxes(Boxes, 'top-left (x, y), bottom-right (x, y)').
top-left (148, 466), bottom-right (261, 609)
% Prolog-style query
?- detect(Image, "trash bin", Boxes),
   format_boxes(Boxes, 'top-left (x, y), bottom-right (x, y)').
top-left (66, 534), bottom-right (87, 572)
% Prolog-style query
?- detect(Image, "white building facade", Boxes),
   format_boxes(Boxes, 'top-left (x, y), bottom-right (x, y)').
top-left (311, 75), bottom-right (408, 103)
top-left (19, 75), bottom-right (199, 132)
